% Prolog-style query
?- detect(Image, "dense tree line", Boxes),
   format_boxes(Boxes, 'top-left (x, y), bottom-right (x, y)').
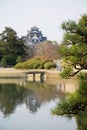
top-left (0, 27), bottom-right (27, 66)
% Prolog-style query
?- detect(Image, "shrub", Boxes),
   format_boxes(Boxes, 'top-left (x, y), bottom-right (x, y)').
top-left (41, 60), bottom-right (53, 68)
top-left (22, 57), bottom-right (41, 69)
top-left (44, 61), bottom-right (56, 69)
top-left (32, 60), bottom-right (41, 69)
top-left (14, 56), bottom-right (56, 70)
top-left (16, 56), bottom-right (22, 63)
top-left (60, 67), bottom-right (73, 78)
top-left (14, 62), bottom-right (23, 69)
top-left (22, 61), bottom-right (33, 69)
top-left (78, 73), bottom-right (87, 80)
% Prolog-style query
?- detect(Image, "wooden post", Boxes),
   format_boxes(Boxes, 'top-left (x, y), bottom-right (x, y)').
top-left (40, 73), bottom-right (44, 82)
top-left (33, 73), bottom-right (35, 82)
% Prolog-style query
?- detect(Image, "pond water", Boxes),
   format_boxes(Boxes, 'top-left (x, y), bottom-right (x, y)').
top-left (0, 78), bottom-right (77, 130)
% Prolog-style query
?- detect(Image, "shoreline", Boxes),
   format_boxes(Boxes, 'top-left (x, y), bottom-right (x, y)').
top-left (0, 68), bottom-right (87, 79)
top-left (0, 68), bottom-right (60, 78)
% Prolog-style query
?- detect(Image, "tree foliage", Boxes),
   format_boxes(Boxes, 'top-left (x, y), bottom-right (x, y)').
top-left (1, 57), bottom-right (7, 67)
top-left (26, 41), bottom-right (60, 60)
top-left (59, 14), bottom-right (87, 78)
top-left (0, 27), bottom-right (27, 66)
top-left (35, 41), bottom-right (60, 60)
top-left (52, 74), bottom-right (87, 116)
top-left (52, 14), bottom-right (87, 117)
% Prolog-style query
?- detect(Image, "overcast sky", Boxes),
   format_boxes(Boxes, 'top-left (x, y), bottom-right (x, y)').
top-left (0, 0), bottom-right (87, 43)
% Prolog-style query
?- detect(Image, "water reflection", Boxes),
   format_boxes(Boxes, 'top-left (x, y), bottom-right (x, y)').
top-left (0, 79), bottom-right (67, 117)
top-left (0, 78), bottom-right (77, 130)
top-left (52, 79), bottom-right (87, 130)
top-left (0, 83), bottom-right (25, 117)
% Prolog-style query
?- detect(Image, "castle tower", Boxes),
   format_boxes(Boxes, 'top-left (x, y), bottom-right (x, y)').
top-left (23, 26), bottom-right (47, 45)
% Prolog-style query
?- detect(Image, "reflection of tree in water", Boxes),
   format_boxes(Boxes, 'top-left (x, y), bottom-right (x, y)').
top-left (0, 84), bottom-right (40, 116)
top-left (76, 109), bottom-right (87, 130)
top-left (0, 84), bottom-right (25, 117)
top-left (24, 82), bottom-right (65, 113)
top-left (24, 82), bottom-right (65, 103)
top-left (0, 82), bottom-right (65, 117)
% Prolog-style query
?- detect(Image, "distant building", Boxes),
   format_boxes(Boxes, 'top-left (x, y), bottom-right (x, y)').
top-left (23, 26), bottom-right (47, 45)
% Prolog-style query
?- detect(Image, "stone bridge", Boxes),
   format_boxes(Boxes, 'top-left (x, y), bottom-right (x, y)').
top-left (24, 71), bottom-right (45, 82)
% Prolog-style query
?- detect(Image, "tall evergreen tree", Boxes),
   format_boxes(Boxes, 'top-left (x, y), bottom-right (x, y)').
top-left (59, 14), bottom-right (87, 78)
